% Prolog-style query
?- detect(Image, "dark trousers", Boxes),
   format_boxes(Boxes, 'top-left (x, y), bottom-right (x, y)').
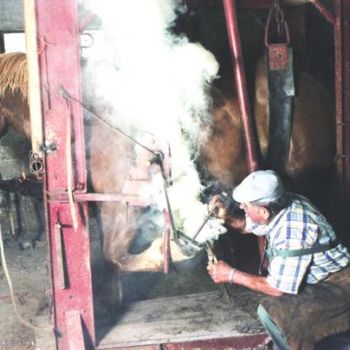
top-left (257, 267), bottom-right (350, 350)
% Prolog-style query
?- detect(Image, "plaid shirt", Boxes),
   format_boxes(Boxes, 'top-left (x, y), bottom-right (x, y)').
top-left (246, 194), bottom-right (350, 294)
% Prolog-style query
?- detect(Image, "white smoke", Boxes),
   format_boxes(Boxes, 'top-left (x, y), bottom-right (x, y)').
top-left (82, 0), bottom-right (226, 244)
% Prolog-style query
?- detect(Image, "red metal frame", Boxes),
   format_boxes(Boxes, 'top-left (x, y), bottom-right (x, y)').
top-left (99, 334), bottom-right (269, 350)
top-left (341, 1), bottom-right (350, 201)
top-left (222, 0), bottom-right (267, 260)
top-left (35, 0), bottom-right (95, 349)
top-left (334, 0), bottom-right (350, 201)
top-left (222, 0), bottom-right (259, 174)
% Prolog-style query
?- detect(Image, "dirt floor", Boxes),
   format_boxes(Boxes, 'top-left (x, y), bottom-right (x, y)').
top-left (0, 227), bottom-right (266, 350)
top-left (0, 235), bottom-right (51, 350)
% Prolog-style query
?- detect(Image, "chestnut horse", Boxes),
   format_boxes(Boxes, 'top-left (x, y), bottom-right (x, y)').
top-left (199, 56), bottom-right (334, 197)
top-left (0, 52), bottom-right (335, 272)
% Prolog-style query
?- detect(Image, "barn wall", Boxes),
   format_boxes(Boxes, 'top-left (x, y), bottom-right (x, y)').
top-left (0, 0), bottom-right (23, 32)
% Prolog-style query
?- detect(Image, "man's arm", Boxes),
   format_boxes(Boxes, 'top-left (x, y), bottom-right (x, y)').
top-left (207, 260), bottom-right (283, 297)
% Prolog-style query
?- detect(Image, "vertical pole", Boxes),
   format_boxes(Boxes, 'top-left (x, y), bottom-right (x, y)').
top-left (33, 0), bottom-right (94, 348)
top-left (334, 0), bottom-right (343, 200)
top-left (340, 1), bottom-right (350, 201)
top-left (334, 0), bottom-right (350, 202)
top-left (222, 0), bottom-right (265, 260)
top-left (222, 0), bottom-right (259, 173)
top-left (23, 0), bottom-right (44, 155)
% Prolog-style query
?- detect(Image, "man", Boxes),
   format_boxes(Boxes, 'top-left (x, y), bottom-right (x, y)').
top-left (207, 170), bottom-right (350, 350)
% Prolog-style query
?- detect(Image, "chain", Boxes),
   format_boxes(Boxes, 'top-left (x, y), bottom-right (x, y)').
top-left (273, 0), bottom-right (285, 37)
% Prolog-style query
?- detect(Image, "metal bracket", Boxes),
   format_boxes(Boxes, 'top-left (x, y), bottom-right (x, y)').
top-left (268, 43), bottom-right (289, 70)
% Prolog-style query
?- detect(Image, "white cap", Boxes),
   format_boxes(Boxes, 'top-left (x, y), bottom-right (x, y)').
top-left (232, 170), bottom-right (284, 204)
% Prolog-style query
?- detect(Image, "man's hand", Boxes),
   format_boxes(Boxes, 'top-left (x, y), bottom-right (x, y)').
top-left (208, 195), bottom-right (247, 232)
top-left (208, 195), bottom-right (229, 221)
top-left (208, 260), bottom-right (283, 296)
top-left (207, 260), bottom-right (235, 284)
top-left (227, 209), bottom-right (246, 232)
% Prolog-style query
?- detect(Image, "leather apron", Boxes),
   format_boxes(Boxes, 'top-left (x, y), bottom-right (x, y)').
top-left (260, 266), bottom-right (350, 350)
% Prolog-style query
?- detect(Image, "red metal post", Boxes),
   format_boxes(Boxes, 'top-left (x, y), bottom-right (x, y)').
top-left (340, 1), bottom-right (350, 201)
top-left (334, 0), bottom-right (350, 202)
top-left (35, 0), bottom-right (95, 349)
top-left (311, 0), bottom-right (336, 25)
top-left (222, 0), bottom-right (259, 173)
top-left (334, 0), bottom-right (343, 200)
top-left (222, 0), bottom-right (265, 259)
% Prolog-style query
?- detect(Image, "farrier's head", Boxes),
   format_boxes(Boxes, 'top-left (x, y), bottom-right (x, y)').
top-left (232, 170), bottom-right (285, 224)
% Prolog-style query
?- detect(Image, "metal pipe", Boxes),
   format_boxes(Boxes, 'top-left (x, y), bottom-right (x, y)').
top-left (223, 0), bottom-right (266, 260)
top-left (311, 0), bottom-right (336, 26)
top-left (222, 0), bottom-right (259, 173)
top-left (335, 0), bottom-right (350, 202)
top-left (191, 200), bottom-right (221, 241)
top-left (334, 0), bottom-right (344, 200)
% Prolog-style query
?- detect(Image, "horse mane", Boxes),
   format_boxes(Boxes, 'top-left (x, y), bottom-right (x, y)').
top-left (0, 52), bottom-right (27, 100)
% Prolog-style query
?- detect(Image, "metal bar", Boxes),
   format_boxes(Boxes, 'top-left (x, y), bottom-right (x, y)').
top-left (222, 0), bottom-right (259, 173)
top-left (341, 0), bottom-right (350, 201)
top-left (65, 310), bottom-right (85, 350)
top-left (191, 200), bottom-right (221, 241)
top-left (334, 0), bottom-right (344, 200)
top-left (222, 0), bottom-right (265, 260)
top-left (311, 0), bottom-right (336, 26)
top-left (55, 222), bottom-right (66, 289)
top-left (47, 192), bottom-right (153, 206)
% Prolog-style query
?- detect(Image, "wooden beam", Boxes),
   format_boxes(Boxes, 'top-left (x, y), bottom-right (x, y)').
top-left (23, 0), bottom-right (44, 155)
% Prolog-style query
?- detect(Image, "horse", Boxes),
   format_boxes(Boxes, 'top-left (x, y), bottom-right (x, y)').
top-left (0, 53), bottom-right (30, 138)
top-left (0, 51), bottom-right (335, 273)
top-left (0, 52), bottom-right (219, 273)
top-left (198, 55), bottom-right (335, 200)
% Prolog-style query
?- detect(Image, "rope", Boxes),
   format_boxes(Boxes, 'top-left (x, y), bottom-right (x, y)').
top-left (0, 225), bottom-right (53, 333)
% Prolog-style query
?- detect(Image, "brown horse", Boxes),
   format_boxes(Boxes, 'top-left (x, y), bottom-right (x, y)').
top-left (199, 55), bottom-right (334, 197)
top-left (0, 51), bottom-right (335, 272)
top-left (0, 52), bottom-right (199, 272)
top-left (0, 53), bottom-right (30, 138)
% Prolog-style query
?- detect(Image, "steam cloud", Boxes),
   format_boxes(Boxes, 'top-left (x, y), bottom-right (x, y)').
top-left (82, 0), bottom-right (226, 245)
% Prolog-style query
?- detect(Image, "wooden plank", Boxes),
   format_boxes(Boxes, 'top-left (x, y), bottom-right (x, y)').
top-left (97, 291), bottom-right (264, 349)
top-left (23, 0), bottom-right (44, 154)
